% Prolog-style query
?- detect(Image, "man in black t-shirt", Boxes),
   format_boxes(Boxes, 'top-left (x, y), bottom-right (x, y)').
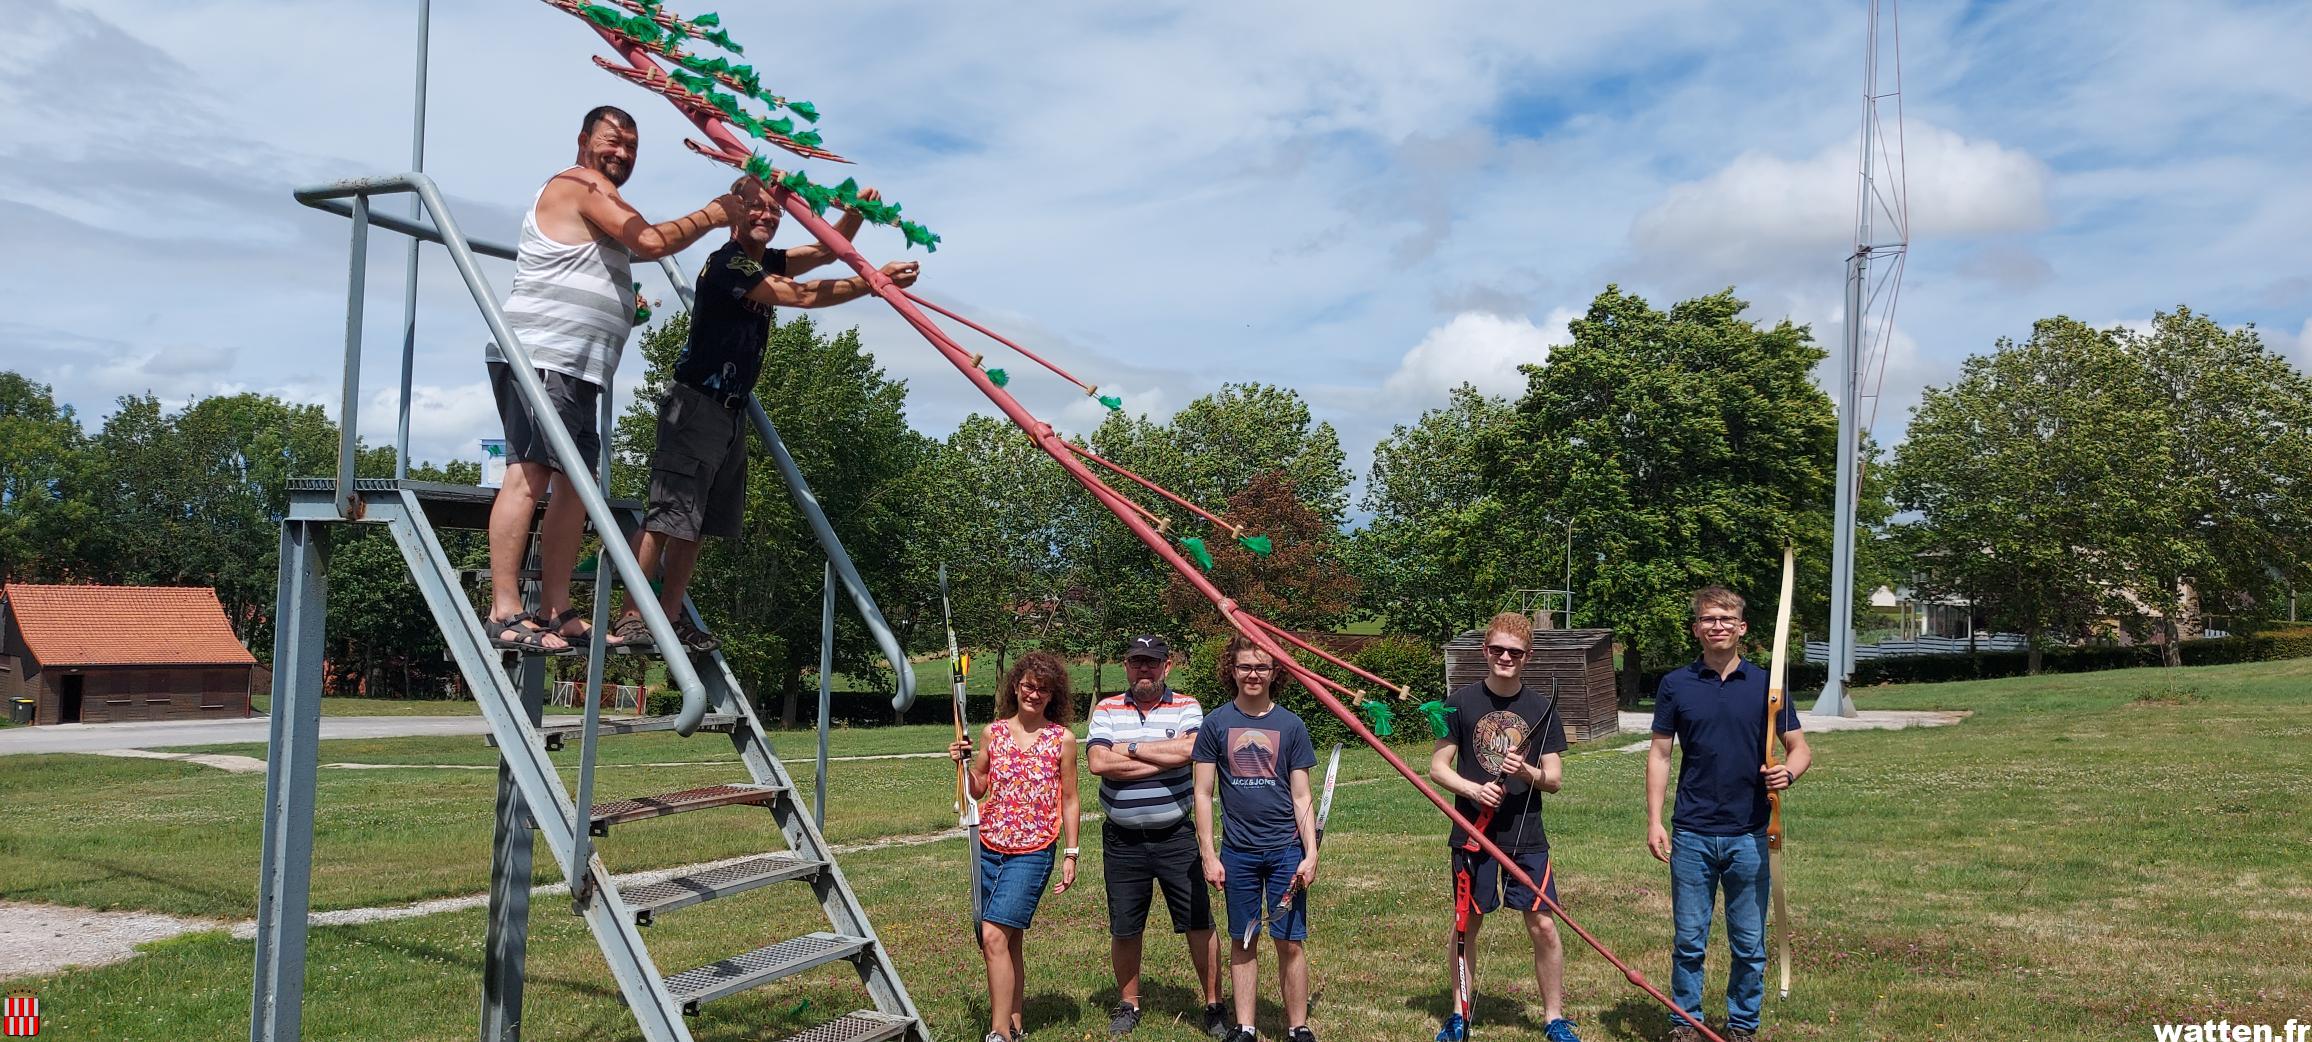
top-left (1426, 612), bottom-right (1580, 1042)
top-left (613, 176), bottom-right (920, 651)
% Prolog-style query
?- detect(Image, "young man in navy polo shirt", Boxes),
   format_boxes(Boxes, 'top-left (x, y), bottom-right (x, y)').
top-left (1645, 586), bottom-right (1812, 1041)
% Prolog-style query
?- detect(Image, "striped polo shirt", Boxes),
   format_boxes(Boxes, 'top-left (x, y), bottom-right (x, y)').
top-left (1086, 689), bottom-right (1204, 829)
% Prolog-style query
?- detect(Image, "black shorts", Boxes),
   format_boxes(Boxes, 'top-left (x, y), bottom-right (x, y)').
top-left (489, 362), bottom-right (602, 474)
top-left (642, 383), bottom-right (748, 542)
top-left (1450, 846), bottom-right (1558, 915)
top-left (1102, 819), bottom-right (1213, 938)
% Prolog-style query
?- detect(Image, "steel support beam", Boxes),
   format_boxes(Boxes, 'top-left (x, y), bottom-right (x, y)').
top-left (251, 521), bottom-right (328, 1042)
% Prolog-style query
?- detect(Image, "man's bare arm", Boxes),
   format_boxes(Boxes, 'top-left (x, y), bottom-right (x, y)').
top-left (744, 261), bottom-right (918, 310)
top-left (554, 170), bottom-right (734, 261)
top-left (1127, 734), bottom-right (1198, 769)
top-left (1087, 743), bottom-right (1165, 781)
top-left (782, 194), bottom-right (870, 274)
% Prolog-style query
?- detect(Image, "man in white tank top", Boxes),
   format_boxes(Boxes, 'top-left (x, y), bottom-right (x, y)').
top-left (483, 105), bottom-right (743, 653)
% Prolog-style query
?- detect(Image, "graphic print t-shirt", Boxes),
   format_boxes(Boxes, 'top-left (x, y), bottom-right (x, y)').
top-left (1444, 681), bottom-right (1568, 853)
top-left (671, 241), bottom-right (789, 396)
top-left (1192, 700), bottom-right (1317, 852)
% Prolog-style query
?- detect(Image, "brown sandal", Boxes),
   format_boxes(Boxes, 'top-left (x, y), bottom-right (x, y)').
top-left (609, 614), bottom-right (656, 650)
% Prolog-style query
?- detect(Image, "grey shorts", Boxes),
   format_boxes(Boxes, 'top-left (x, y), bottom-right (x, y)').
top-left (489, 362), bottom-right (602, 473)
top-left (643, 382), bottom-right (748, 542)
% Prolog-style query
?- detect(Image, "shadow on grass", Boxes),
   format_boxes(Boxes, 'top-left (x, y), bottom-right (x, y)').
top-left (56, 853), bottom-right (249, 915)
top-left (332, 922), bottom-right (626, 1003)
top-left (1396, 985), bottom-right (1549, 1036)
top-left (1596, 996), bottom-right (1691, 1040)
top-left (960, 989), bottom-right (1087, 1036)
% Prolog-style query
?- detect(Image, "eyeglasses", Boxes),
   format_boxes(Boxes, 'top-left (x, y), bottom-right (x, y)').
top-left (1484, 645), bottom-right (1528, 661)
top-left (1695, 616), bottom-right (1744, 630)
top-left (1233, 663), bottom-right (1276, 675)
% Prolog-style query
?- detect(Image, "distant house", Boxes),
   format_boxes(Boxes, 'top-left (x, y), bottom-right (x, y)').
top-left (0, 584), bottom-right (259, 725)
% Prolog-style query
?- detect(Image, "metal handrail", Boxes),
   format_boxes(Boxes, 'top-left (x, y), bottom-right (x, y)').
top-left (655, 257), bottom-right (917, 712)
top-left (292, 173), bottom-right (710, 736)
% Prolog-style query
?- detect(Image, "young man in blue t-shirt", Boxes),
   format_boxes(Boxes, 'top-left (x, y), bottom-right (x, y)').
top-left (1193, 635), bottom-right (1320, 1042)
top-left (1645, 586), bottom-right (1812, 1042)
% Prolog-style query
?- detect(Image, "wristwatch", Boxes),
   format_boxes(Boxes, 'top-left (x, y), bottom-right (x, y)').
top-left (1127, 741), bottom-right (1140, 757)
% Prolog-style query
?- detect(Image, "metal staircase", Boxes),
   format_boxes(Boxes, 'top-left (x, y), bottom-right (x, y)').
top-left (252, 173), bottom-right (928, 1042)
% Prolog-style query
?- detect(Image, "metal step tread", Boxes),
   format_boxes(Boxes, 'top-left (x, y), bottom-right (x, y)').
top-left (543, 712), bottom-right (737, 737)
top-left (664, 932), bottom-right (872, 1010)
top-left (773, 1010), bottom-right (914, 1042)
top-left (487, 713), bottom-right (741, 748)
top-left (624, 853), bottom-right (824, 922)
top-left (589, 783), bottom-right (782, 830)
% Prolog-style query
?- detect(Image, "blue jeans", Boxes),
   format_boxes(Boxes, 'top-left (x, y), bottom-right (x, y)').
top-left (1669, 829), bottom-right (1769, 1031)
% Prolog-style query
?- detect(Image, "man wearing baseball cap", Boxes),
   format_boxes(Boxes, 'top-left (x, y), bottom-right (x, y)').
top-left (1087, 636), bottom-right (1226, 1037)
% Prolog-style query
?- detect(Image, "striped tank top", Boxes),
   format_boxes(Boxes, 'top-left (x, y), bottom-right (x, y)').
top-left (486, 167), bottom-right (635, 387)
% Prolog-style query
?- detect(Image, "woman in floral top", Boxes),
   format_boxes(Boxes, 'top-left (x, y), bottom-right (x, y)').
top-left (949, 650), bottom-right (1081, 1042)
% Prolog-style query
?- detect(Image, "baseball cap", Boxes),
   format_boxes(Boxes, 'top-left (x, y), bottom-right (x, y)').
top-left (1123, 635), bottom-right (1170, 661)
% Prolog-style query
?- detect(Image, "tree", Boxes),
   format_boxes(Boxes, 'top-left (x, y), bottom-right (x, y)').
top-left (0, 373), bottom-right (99, 582)
top-left (615, 313), bottom-right (936, 725)
top-left (1485, 287), bottom-right (1839, 702)
top-left (1891, 317), bottom-right (2170, 671)
top-left (85, 392), bottom-right (347, 652)
top-left (1162, 383), bottom-right (1352, 527)
top-left (2112, 307), bottom-right (2312, 662)
top-left (1349, 384), bottom-right (1524, 642)
top-left (1162, 472), bottom-right (1359, 636)
top-left (919, 413), bottom-right (1080, 674)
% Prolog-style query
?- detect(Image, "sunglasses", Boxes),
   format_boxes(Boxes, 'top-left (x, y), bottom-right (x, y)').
top-left (1484, 645), bottom-right (1528, 661)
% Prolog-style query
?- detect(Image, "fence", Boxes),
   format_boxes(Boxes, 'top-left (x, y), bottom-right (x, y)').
top-left (1804, 632), bottom-right (2028, 664)
top-left (550, 681), bottom-right (645, 714)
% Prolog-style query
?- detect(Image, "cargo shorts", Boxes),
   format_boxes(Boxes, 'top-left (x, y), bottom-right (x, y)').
top-left (642, 382), bottom-right (748, 542)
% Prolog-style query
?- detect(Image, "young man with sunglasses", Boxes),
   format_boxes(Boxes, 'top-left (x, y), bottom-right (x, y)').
top-left (1645, 586), bottom-right (1811, 1042)
top-left (1428, 611), bottom-right (1577, 1042)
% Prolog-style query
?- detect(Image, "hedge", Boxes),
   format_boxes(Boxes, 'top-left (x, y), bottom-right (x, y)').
top-left (1640, 626), bottom-right (2312, 697)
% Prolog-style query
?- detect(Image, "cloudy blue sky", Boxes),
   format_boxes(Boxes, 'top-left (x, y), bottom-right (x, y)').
top-left (4, 0), bottom-right (2307, 502)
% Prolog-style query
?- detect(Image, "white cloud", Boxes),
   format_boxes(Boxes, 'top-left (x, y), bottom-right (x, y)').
top-left (1630, 123), bottom-right (2050, 277)
top-left (1377, 308), bottom-right (1575, 408)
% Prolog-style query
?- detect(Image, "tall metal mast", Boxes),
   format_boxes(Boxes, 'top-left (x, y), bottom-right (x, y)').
top-left (392, 0), bottom-right (431, 477)
top-left (1817, 0), bottom-right (1909, 717)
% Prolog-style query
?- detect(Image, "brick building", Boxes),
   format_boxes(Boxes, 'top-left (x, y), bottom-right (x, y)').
top-left (1, 584), bottom-right (258, 725)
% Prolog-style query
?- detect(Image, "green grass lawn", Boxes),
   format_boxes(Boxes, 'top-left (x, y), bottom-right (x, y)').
top-left (6, 659), bottom-right (2310, 1040)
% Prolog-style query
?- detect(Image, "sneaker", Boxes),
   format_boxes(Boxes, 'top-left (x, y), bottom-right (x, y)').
top-left (1727, 1029), bottom-right (1758, 1041)
top-left (1667, 1026), bottom-right (1702, 1042)
top-left (985, 1033), bottom-right (1007, 1042)
top-left (1108, 1002), bottom-right (1142, 1036)
top-left (1286, 1027), bottom-right (1317, 1042)
top-left (1435, 1013), bottom-right (1469, 1042)
top-left (1202, 1003), bottom-right (1229, 1039)
top-left (1542, 1018), bottom-right (1582, 1042)
top-left (1222, 1029), bottom-right (1258, 1042)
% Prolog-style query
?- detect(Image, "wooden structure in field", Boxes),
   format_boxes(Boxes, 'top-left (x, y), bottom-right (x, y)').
top-left (1444, 628), bottom-right (1620, 742)
top-left (0, 584), bottom-right (257, 725)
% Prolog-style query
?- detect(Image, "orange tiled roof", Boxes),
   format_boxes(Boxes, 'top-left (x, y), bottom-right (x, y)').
top-left (3, 584), bottom-right (258, 668)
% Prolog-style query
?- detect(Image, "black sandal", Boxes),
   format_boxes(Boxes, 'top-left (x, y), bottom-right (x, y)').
top-left (486, 612), bottom-right (562, 654)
